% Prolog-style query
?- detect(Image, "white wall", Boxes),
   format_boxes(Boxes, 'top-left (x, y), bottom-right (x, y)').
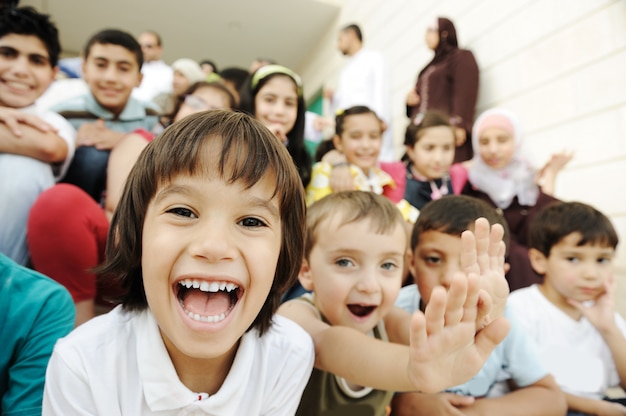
top-left (299, 0), bottom-right (626, 316)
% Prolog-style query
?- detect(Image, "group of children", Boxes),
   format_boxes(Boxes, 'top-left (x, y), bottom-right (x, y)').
top-left (1, 4), bottom-right (625, 416)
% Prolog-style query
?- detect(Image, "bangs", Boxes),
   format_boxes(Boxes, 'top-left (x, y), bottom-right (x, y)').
top-left (144, 111), bottom-right (284, 199)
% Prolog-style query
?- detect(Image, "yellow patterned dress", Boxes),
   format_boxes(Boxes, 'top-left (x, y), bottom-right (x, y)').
top-left (306, 162), bottom-right (419, 223)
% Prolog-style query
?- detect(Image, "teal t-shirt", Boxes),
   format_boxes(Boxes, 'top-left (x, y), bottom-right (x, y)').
top-left (0, 254), bottom-right (75, 415)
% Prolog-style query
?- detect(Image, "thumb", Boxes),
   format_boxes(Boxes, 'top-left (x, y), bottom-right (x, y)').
top-left (96, 119), bottom-right (106, 128)
top-left (445, 393), bottom-right (475, 407)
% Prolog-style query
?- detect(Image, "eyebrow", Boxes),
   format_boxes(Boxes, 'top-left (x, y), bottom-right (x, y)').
top-left (0, 46), bottom-right (50, 62)
top-left (92, 56), bottom-right (135, 66)
top-left (154, 184), bottom-right (280, 219)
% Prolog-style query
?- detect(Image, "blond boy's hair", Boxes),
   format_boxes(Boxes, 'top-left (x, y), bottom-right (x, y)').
top-left (304, 191), bottom-right (405, 259)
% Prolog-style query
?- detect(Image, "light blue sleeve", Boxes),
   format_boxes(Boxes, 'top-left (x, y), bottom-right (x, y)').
top-left (500, 306), bottom-right (548, 388)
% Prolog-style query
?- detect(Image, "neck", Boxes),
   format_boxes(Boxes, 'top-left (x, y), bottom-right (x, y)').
top-left (537, 283), bottom-right (583, 321)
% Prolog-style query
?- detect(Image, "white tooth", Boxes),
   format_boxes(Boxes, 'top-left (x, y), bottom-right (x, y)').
top-left (219, 282), bottom-right (227, 291)
top-left (199, 282), bottom-right (210, 292)
top-left (209, 282), bottom-right (220, 292)
top-left (193, 313), bottom-right (201, 321)
top-left (218, 313), bottom-right (225, 321)
top-left (226, 283), bottom-right (235, 292)
top-left (192, 281), bottom-right (200, 289)
top-left (185, 280), bottom-right (193, 288)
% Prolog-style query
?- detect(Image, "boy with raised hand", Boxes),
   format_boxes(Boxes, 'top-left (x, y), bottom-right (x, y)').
top-left (0, 5), bottom-right (76, 265)
top-left (508, 201), bottom-right (626, 415)
top-left (278, 191), bottom-right (511, 415)
top-left (393, 195), bottom-right (566, 415)
top-left (53, 28), bottom-right (160, 202)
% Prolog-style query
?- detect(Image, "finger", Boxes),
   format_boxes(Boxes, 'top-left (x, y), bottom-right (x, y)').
top-left (447, 393), bottom-right (475, 407)
top-left (488, 223), bottom-right (505, 270)
top-left (424, 286), bottom-right (447, 336)
top-left (444, 275), bottom-right (467, 325)
top-left (473, 218), bottom-right (490, 273)
top-left (474, 316), bottom-right (510, 360)
top-left (461, 272), bottom-right (480, 326)
top-left (1, 116), bottom-right (23, 136)
top-left (460, 229), bottom-right (479, 275)
top-left (409, 309), bottom-right (427, 349)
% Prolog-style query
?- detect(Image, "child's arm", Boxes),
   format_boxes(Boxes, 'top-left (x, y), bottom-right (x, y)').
top-left (76, 119), bottom-right (125, 150)
top-left (279, 272), bottom-right (510, 393)
top-left (535, 149), bottom-right (573, 196)
top-left (0, 107), bottom-right (68, 162)
top-left (392, 375), bottom-right (565, 416)
top-left (565, 392), bottom-right (626, 415)
top-left (569, 275), bottom-right (626, 390)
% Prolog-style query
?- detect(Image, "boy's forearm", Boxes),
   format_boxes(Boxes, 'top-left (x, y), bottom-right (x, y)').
top-left (566, 392), bottom-right (610, 414)
top-left (466, 380), bottom-right (566, 416)
top-left (313, 325), bottom-right (418, 392)
top-left (602, 325), bottom-right (626, 388)
top-left (0, 124), bottom-right (68, 162)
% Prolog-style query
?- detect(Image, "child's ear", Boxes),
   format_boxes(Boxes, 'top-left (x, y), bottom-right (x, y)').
top-left (297, 258), bottom-right (315, 291)
top-left (503, 262), bottom-right (511, 275)
top-left (332, 134), bottom-right (343, 153)
top-left (528, 248), bottom-right (547, 275)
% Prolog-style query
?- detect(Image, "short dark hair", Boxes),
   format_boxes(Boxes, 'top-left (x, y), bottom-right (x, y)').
top-left (342, 23), bottom-right (363, 43)
top-left (411, 195), bottom-right (510, 253)
top-left (0, 6), bottom-right (60, 67)
top-left (219, 67), bottom-right (250, 93)
top-left (530, 201), bottom-right (618, 257)
top-left (335, 105), bottom-right (380, 136)
top-left (84, 29), bottom-right (143, 69)
top-left (99, 110), bottom-right (306, 335)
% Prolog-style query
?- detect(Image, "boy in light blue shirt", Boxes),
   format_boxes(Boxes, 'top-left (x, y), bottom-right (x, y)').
top-left (393, 195), bottom-right (566, 415)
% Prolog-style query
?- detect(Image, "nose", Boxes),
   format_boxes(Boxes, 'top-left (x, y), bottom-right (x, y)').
top-left (441, 262), bottom-right (461, 289)
top-left (188, 218), bottom-right (236, 263)
top-left (102, 65), bottom-right (118, 82)
top-left (11, 55), bottom-right (29, 76)
top-left (581, 260), bottom-right (600, 281)
top-left (355, 267), bottom-right (380, 294)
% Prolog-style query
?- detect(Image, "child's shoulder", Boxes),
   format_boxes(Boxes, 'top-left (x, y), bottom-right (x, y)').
top-left (264, 314), bottom-right (314, 355)
top-left (53, 306), bottom-right (141, 356)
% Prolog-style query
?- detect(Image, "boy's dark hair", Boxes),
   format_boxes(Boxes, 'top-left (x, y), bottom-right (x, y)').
top-left (83, 29), bottom-right (143, 69)
top-left (0, 6), bottom-right (60, 67)
top-left (530, 201), bottom-right (619, 256)
top-left (411, 195), bottom-right (510, 253)
top-left (219, 67), bottom-right (250, 93)
top-left (342, 23), bottom-right (363, 42)
top-left (404, 111), bottom-right (453, 147)
top-left (99, 110), bottom-right (306, 336)
top-left (335, 105), bottom-right (380, 136)
top-left (167, 81), bottom-right (236, 122)
top-left (239, 67), bottom-right (312, 187)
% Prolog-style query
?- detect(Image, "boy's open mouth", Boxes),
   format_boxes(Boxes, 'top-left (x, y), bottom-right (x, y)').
top-left (176, 279), bottom-right (241, 323)
top-left (347, 304), bottom-right (376, 318)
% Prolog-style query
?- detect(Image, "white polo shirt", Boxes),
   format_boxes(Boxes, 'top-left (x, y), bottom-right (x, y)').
top-left (43, 306), bottom-right (314, 415)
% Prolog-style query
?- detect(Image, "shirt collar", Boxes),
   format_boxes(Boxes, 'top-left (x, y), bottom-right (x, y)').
top-left (137, 310), bottom-right (257, 414)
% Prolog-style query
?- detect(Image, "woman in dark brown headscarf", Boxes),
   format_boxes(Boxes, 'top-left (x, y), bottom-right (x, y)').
top-left (406, 17), bottom-right (479, 163)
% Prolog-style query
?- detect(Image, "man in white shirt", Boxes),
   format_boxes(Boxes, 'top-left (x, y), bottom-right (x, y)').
top-left (133, 31), bottom-right (173, 103)
top-left (326, 24), bottom-right (395, 161)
